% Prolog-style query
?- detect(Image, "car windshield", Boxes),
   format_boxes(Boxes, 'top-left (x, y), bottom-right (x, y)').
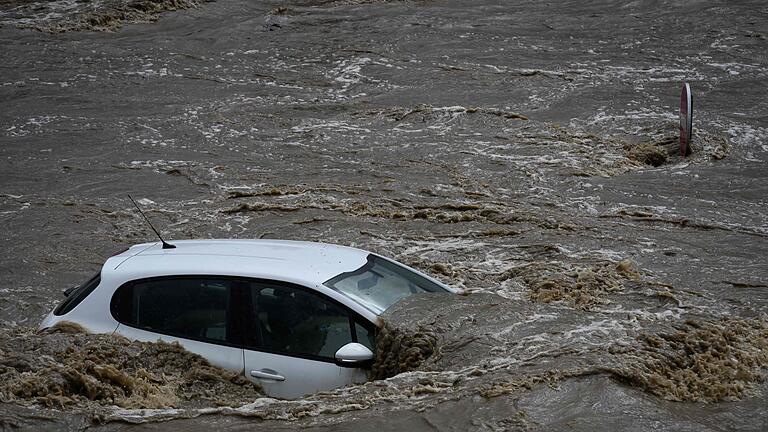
top-left (324, 254), bottom-right (449, 314)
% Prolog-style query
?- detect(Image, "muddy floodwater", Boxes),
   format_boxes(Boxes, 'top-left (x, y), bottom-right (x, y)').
top-left (1, 0), bottom-right (767, 430)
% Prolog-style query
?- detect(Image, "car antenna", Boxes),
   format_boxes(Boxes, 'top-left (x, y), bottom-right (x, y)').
top-left (127, 194), bottom-right (176, 249)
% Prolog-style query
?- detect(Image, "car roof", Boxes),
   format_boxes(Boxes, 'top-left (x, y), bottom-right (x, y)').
top-left (109, 239), bottom-right (371, 286)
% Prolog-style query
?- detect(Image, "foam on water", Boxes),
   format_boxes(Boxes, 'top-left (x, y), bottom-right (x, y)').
top-left (0, 0), bottom-right (766, 430)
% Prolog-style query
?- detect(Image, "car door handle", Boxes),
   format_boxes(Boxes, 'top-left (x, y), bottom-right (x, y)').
top-left (250, 369), bottom-right (285, 381)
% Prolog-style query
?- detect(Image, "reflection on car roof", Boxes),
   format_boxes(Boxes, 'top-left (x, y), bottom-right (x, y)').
top-left (111, 239), bottom-right (371, 286)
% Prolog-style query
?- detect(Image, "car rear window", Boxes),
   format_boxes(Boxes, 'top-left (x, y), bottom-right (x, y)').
top-left (54, 272), bottom-right (101, 316)
top-left (324, 254), bottom-right (449, 314)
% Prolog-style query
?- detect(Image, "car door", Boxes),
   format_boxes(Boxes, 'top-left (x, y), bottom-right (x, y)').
top-left (111, 276), bottom-right (244, 373)
top-left (242, 280), bottom-right (374, 399)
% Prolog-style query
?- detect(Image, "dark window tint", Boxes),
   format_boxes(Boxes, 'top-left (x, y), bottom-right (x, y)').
top-left (250, 283), bottom-right (354, 359)
top-left (355, 322), bottom-right (376, 352)
top-left (112, 278), bottom-right (232, 343)
top-left (54, 272), bottom-right (101, 316)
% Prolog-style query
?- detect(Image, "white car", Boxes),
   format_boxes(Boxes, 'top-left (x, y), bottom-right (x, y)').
top-left (40, 239), bottom-right (456, 399)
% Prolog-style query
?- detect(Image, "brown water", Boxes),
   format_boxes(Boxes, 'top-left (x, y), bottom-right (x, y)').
top-left (0, 323), bottom-right (262, 410)
top-left (0, 0), bottom-right (767, 430)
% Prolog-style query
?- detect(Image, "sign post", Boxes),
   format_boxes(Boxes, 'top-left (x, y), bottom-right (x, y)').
top-left (679, 83), bottom-right (693, 156)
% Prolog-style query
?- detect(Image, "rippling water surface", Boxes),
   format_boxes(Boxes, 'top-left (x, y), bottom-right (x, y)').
top-left (0, 0), bottom-right (767, 430)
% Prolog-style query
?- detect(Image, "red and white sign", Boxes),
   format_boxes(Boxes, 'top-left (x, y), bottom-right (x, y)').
top-left (679, 83), bottom-right (693, 156)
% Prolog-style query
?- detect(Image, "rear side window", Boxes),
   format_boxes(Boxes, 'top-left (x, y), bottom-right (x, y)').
top-left (54, 272), bottom-right (101, 316)
top-left (111, 278), bottom-right (233, 344)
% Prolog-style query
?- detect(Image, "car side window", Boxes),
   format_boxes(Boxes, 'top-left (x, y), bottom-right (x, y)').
top-left (355, 322), bottom-right (376, 352)
top-left (250, 283), bottom-right (356, 360)
top-left (112, 278), bottom-right (232, 343)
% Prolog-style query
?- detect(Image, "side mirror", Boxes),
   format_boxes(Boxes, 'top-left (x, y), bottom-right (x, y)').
top-left (334, 342), bottom-right (374, 368)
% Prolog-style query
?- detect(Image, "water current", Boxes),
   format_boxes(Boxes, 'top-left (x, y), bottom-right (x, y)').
top-left (0, 0), bottom-right (767, 430)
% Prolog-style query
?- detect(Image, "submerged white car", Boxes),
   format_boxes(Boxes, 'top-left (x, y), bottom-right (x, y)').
top-left (40, 239), bottom-right (455, 399)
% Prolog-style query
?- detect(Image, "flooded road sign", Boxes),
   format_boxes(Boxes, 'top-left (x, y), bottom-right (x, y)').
top-left (680, 83), bottom-right (693, 156)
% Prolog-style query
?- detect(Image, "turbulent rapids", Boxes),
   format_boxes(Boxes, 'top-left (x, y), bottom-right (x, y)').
top-left (1, 0), bottom-right (767, 430)
top-left (0, 0), bottom-right (205, 32)
top-left (0, 323), bottom-right (262, 410)
top-left (375, 294), bottom-right (768, 403)
top-left (3, 290), bottom-right (766, 427)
